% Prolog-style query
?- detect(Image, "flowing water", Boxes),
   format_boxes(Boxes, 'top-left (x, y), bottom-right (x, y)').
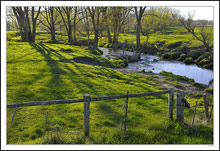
top-left (100, 47), bottom-right (213, 88)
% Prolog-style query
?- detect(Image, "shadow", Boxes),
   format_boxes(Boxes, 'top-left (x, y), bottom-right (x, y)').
top-left (28, 42), bottom-right (102, 98)
top-left (29, 42), bottom-right (68, 99)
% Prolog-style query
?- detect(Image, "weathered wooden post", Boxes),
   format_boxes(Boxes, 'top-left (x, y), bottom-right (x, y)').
top-left (124, 91), bottom-right (129, 136)
top-left (168, 88), bottom-right (174, 120)
top-left (84, 94), bottom-right (90, 137)
top-left (209, 104), bottom-right (213, 119)
top-left (203, 95), bottom-right (210, 123)
top-left (176, 93), bottom-right (185, 123)
top-left (192, 101), bottom-right (198, 126)
top-left (11, 102), bottom-right (18, 124)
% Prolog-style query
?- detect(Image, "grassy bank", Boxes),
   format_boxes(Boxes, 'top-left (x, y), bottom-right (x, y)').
top-left (7, 26), bottom-right (213, 70)
top-left (99, 26), bottom-right (213, 70)
top-left (7, 41), bottom-right (213, 144)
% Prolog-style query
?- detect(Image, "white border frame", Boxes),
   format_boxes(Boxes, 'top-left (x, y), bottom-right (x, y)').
top-left (1, 1), bottom-right (219, 150)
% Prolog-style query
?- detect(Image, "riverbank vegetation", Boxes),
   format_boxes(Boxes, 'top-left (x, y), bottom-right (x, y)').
top-left (6, 6), bottom-right (214, 144)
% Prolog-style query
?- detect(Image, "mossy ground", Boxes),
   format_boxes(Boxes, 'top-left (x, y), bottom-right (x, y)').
top-left (7, 40), bottom-right (213, 144)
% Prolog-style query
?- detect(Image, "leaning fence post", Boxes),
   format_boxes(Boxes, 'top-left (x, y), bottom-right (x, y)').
top-left (203, 95), bottom-right (210, 123)
top-left (176, 93), bottom-right (185, 123)
top-left (124, 91), bottom-right (129, 136)
top-left (84, 94), bottom-right (90, 137)
top-left (168, 88), bottom-right (174, 120)
top-left (192, 101), bottom-right (198, 126)
top-left (209, 104), bottom-right (213, 119)
top-left (11, 102), bottom-right (18, 124)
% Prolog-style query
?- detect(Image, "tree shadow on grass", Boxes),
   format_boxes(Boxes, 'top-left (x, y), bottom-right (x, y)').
top-left (28, 42), bottom-right (103, 98)
top-left (29, 42), bottom-right (68, 99)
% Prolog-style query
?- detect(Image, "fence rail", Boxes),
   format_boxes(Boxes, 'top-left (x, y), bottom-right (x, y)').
top-left (7, 90), bottom-right (170, 108)
top-left (7, 89), bottom-right (184, 137)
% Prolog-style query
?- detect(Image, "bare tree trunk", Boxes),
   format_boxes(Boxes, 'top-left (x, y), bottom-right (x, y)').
top-left (73, 7), bottom-right (78, 43)
top-left (136, 19), bottom-right (141, 49)
top-left (73, 25), bottom-right (77, 43)
top-left (93, 30), bottom-right (99, 48)
top-left (51, 26), bottom-right (56, 42)
top-left (134, 7), bottom-right (146, 49)
top-left (31, 20), bottom-right (36, 42)
top-left (67, 13), bottom-right (73, 44)
top-left (107, 25), bottom-right (112, 44)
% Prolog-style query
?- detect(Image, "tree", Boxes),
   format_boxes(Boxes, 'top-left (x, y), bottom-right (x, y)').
top-left (134, 7), bottom-right (147, 49)
top-left (6, 7), bottom-right (17, 31)
top-left (12, 6), bottom-right (41, 42)
top-left (111, 7), bottom-right (132, 46)
top-left (179, 13), bottom-right (213, 51)
top-left (87, 7), bottom-right (108, 50)
top-left (56, 7), bottom-right (74, 44)
top-left (81, 7), bottom-right (90, 48)
top-left (40, 7), bottom-right (60, 43)
top-left (72, 7), bottom-right (84, 43)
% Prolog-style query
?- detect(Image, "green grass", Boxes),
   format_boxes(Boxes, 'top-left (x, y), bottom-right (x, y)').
top-left (7, 38), bottom-right (213, 144)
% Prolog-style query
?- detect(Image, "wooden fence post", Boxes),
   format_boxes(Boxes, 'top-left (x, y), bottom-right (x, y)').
top-left (192, 101), bottom-right (198, 126)
top-left (124, 91), bottom-right (129, 136)
top-left (168, 88), bottom-right (174, 120)
top-left (11, 102), bottom-right (18, 124)
top-left (203, 95), bottom-right (210, 123)
top-left (209, 104), bottom-right (213, 119)
top-left (176, 93), bottom-right (185, 123)
top-left (84, 94), bottom-right (90, 137)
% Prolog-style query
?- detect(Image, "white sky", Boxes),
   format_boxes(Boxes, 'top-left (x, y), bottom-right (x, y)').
top-left (171, 7), bottom-right (213, 21)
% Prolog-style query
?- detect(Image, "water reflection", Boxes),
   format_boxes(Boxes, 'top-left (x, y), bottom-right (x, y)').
top-left (100, 47), bottom-right (213, 87)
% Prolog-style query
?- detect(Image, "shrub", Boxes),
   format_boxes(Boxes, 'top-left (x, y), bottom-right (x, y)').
top-left (7, 33), bottom-right (12, 41)
top-left (188, 49), bottom-right (201, 60)
top-left (177, 53), bottom-right (186, 61)
top-left (204, 88), bottom-right (213, 94)
top-left (141, 69), bottom-right (145, 72)
top-left (141, 43), bottom-right (157, 54)
top-left (196, 52), bottom-right (210, 63)
top-left (162, 53), bottom-right (170, 59)
top-left (193, 82), bottom-right (206, 89)
top-left (184, 57), bottom-right (194, 64)
top-left (166, 41), bottom-right (182, 49)
top-left (204, 62), bottom-right (213, 69)
top-left (173, 80), bottom-right (182, 88)
top-left (168, 52), bottom-right (181, 60)
top-left (198, 58), bottom-right (211, 66)
top-left (157, 40), bottom-right (166, 47)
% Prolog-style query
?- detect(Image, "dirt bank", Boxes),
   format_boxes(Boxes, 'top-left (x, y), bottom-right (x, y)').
top-left (115, 68), bottom-right (212, 97)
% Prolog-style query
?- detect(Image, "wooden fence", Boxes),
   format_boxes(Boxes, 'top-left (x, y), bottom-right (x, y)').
top-left (7, 88), bottom-right (188, 137)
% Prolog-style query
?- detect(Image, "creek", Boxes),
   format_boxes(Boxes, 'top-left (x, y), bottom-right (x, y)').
top-left (99, 47), bottom-right (213, 88)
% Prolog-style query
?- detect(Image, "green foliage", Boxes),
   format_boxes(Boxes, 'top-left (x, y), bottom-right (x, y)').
top-left (177, 53), bottom-right (186, 61)
top-left (196, 52), bottom-right (210, 63)
top-left (166, 41), bottom-right (183, 49)
top-left (184, 57), bottom-right (194, 64)
top-left (192, 82), bottom-right (206, 89)
top-left (141, 69), bottom-right (145, 72)
top-left (162, 53), bottom-right (170, 59)
top-left (188, 49), bottom-right (201, 60)
top-left (204, 88), bottom-right (213, 94)
top-left (173, 80), bottom-right (182, 88)
top-left (7, 33), bottom-right (12, 41)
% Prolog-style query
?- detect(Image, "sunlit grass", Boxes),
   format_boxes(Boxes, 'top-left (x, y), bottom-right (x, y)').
top-left (6, 34), bottom-right (213, 144)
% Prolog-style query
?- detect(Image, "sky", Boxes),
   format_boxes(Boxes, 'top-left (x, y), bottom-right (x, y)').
top-left (171, 7), bottom-right (213, 21)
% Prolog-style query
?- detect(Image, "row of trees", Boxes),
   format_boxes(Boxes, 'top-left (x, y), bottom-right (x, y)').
top-left (7, 6), bottom-right (213, 51)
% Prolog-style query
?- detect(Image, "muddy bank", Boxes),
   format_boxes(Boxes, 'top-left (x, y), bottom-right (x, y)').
top-left (115, 68), bottom-right (212, 97)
